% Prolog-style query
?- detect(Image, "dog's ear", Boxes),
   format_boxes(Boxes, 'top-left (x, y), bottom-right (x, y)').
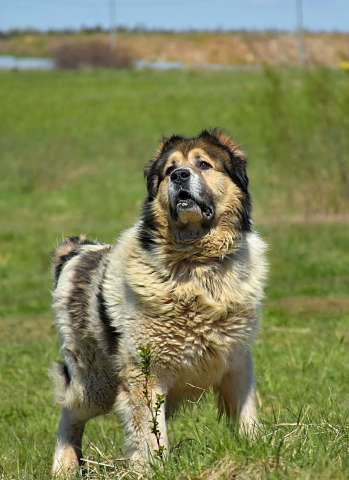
top-left (144, 141), bottom-right (164, 201)
top-left (219, 131), bottom-right (249, 193)
top-left (144, 135), bottom-right (184, 200)
top-left (200, 129), bottom-right (249, 193)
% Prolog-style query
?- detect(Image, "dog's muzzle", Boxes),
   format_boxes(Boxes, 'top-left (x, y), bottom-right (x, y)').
top-left (168, 168), bottom-right (214, 224)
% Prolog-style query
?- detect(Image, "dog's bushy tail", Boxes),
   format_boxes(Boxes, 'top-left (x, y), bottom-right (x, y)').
top-left (52, 235), bottom-right (97, 286)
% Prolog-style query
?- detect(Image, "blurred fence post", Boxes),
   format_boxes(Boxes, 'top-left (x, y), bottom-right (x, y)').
top-left (296, 0), bottom-right (305, 65)
top-left (109, 0), bottom-right (117, 49)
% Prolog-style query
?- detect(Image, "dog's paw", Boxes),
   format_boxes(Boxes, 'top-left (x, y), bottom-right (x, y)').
top-left (52, 445), bottom-right (81, 478)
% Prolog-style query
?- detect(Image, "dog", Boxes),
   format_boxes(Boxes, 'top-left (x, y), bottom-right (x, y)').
top-left (51, 129), bottom-right (267, 476)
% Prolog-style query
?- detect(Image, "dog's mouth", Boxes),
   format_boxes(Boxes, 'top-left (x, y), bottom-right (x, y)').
top-left (175, 190), bottom-right (214, 221)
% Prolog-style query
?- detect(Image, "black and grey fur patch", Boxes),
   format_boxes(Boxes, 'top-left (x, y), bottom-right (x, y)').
top-left (97, 266), bottom-right (121, 355)
top-left (55, 361), bottom-right (71, 386)
top-left (67, 249), bottom-right (107, 331)
top-left (64, 246), bottom-right (121, 355)
top-left (137, 201), bottom-right (157, 251)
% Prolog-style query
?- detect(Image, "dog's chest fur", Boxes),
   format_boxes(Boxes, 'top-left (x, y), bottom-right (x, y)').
top-left (106, 229), bottom-right (266, 375)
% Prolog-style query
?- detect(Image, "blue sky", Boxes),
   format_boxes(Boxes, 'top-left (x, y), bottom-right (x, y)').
top-left (1, 0), bottom-right (348, 32)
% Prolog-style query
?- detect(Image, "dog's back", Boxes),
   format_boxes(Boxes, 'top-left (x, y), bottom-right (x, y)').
top-left (51, 236), bottom-right (119, 416)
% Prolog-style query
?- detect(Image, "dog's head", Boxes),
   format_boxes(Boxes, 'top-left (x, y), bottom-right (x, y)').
top-left (139, 129), bottom-right (251, 256)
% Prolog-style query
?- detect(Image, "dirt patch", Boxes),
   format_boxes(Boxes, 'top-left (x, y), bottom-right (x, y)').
top-left (1, 32), bottom-right (349, 67)
top-left (0, 316), bottom-right (54, 343)
top-left (257, 213), bottom-right (349, 226)
top-left (268, 297), bottom-right (349, 314)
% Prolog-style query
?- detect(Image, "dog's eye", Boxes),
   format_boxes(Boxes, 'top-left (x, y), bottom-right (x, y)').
top-left (197, 160), bottom-right (212, 170)
top-left (165, 165), bottom-right (175, 176)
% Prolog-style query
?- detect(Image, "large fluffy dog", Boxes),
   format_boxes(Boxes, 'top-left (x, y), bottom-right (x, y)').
top-left (51, 129), bottom-right (267, 476)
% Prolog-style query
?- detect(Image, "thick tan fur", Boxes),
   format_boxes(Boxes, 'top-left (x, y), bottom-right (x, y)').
top-left (51, 130), bottom-right (267, 476)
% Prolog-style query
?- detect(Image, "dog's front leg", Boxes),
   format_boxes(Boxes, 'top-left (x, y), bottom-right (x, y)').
top-left (116, 367), bottom-right (168, 466)
top-left (215, 346), bottom-right (258, 438)
top-left (52, 408), bottom-right (86, 477)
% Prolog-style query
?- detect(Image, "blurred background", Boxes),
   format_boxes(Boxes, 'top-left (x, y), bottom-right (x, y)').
top-left (0, 2), bottom-right (348, 479)
top-left (1, 0), bottom-right (349, 68)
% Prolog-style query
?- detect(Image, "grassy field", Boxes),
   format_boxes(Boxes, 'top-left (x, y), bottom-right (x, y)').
top-left (0, 68), bottom-right (348, 479)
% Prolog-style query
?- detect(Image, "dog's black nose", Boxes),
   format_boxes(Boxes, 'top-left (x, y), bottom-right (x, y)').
top-left (170, 168), bottom-right (190, 184)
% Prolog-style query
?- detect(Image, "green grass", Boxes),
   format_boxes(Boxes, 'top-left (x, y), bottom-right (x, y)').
top-left (0, 69), bottom-right (348, 479)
